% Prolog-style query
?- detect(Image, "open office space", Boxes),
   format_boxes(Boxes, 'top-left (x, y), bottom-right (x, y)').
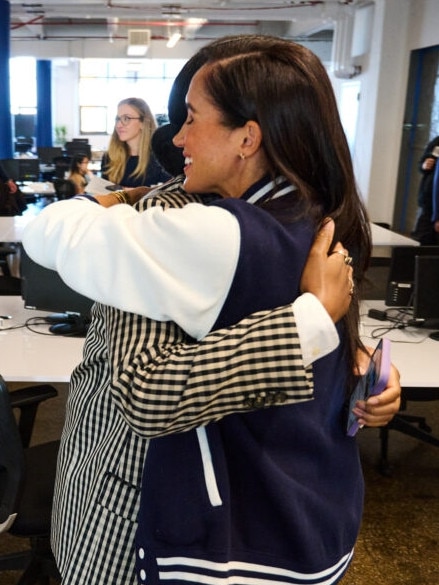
top-left (1, 1), bottom-right (439, 584)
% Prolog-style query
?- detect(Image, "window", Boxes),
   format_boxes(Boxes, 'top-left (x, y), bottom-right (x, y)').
top-left (10, 57), bottom-right (37, 116)
top-left (78, 59), bottom-right (187, 133)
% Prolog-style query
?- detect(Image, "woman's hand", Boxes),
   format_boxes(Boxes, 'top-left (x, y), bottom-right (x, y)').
top-left (351, 361), bottom-right (401, 428)
top-left (300, 218), bottom-right (353, 322)
top-left (7, 179), bottom-right (18, 194)
top-left (94, 186), bottom-right (151, 207)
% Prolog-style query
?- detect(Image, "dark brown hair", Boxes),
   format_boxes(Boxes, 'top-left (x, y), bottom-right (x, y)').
top-left (198, 39), bottom-right (372, 384)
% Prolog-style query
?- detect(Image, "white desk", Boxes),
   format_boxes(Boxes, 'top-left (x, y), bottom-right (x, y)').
top-left (361, 300), bottom-right (439, 471)
top-left (370, 223), bottom-right (419, 247)
top-left (370, 223), bottom-right (419, 264)
top-left (0, 214), bottom-right (36, 242)
top-left (20, 182), bottom-right (55, 197)
top-left (361, 300), bottom-right (438, 388)
top-left (0, 295), bottom-right (85, 383)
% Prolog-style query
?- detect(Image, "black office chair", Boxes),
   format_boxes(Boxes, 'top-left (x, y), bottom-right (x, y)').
top-left (53, 178), bottom-right (76, 200)
top-left (52, 157), bottom-right (71, 181)
top-left (0, 276), bottom-right (21, 295)
top-left (14, 140), bottom-right (33, 156)
top-left (0, 377), bottom-right (61, 584)
top-left (0, 245), bottom-right (17, 277)
top-left (378, 387), bottom-right (439, 475)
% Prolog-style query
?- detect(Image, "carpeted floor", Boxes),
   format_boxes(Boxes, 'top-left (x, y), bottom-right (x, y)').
top-left (1, 384), bottom-right (438, 585)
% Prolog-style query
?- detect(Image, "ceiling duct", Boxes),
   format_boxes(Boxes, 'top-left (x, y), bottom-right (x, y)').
top-left (127, 29), bottom-right (151, 56)
top-left (331, 5), bottom-right (360, 79)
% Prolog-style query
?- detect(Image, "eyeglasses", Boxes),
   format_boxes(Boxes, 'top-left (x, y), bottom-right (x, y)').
top-left (115, 115), bottom-right (142, 126)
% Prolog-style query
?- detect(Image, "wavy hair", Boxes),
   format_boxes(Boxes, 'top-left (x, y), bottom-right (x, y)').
top-left (198, 39), bottom-right (372, 385)
top-left (105, 97), bottom-right (157, 184)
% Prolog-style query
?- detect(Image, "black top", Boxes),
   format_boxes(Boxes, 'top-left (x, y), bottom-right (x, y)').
top-left (101, 152), bottom-right (171, 188)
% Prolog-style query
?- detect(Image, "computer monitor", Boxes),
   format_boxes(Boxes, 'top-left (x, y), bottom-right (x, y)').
top-left (412, 255), bottom-right (439, 327)
top-left (0, 159), bottom-right (19, 181)
top-left (14, 114), bottom-right (36, 140)
top-left (64, 141), bottom-right (92, 159)
top-left (20, 246), bottom-right (94, 336)
top-left (17, 158), bottom-right (40, 182)
top-left (37, 146), bottom-right (63, 164)
top-left (385, 245), bottom-right (439, 306)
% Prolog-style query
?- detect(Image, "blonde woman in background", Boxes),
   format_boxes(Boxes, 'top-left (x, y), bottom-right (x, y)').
top-left (101, 97), bottom-right (171, 188)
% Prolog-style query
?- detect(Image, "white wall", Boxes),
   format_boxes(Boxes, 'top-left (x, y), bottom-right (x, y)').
top-left (353, 0), bottom-right (411, 223)
top-left (355, 0), bottom-right (439, 226)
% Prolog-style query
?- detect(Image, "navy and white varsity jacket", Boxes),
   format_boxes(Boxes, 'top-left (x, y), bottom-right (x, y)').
top-left (135, 176), bottom-right (364, 585)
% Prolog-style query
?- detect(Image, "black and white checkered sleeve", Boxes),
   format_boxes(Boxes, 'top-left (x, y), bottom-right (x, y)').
top-left (109, 303), bottom-right (313, 438)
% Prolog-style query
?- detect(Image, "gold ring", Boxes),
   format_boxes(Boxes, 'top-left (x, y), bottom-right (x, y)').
top-left (330, 250), bottom-right (348, 258)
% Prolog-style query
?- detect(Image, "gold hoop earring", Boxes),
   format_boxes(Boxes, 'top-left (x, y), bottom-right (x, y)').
top-left (239, 152), bottom-right (246, 160)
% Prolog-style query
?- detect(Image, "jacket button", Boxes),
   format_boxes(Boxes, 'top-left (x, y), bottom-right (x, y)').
top-left (254, 394), bottom-right (266, 407)
top-left (138, 547), bottom-right (145, 560)
top-left (243, 396), bottom-right (255, 408)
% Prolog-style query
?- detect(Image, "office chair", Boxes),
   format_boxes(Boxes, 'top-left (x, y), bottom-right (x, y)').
top-left (0, 377), bottom-right (61, 584)
top-left (0, 276), bottom-right (21, 295)
top-left (379, 387), bottom-right (439, 475)
top-left (0, 245), bottom-right (17, 277)
top-left (52, 157), bottom-right (71, 180)
top-left (53, 178), bottom-right (76, 200)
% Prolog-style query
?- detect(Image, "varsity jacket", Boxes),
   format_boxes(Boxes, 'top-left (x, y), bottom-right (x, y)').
top-left (136, 177), bottom-right (364, 585)
top-left (22, 179), bottom-right (337, 584)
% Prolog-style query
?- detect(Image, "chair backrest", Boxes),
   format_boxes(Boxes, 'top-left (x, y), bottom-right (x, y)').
top-left (53, 156), bottom-right (72, 179)
top-left (0, 375), bottom-right (25, 534)
top-left (53, 178), bottom-right (76, 200)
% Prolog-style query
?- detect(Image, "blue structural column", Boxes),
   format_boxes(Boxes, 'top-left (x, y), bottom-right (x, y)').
top-left (36, 60), bottom-right (53, 147)
top-left (0, 0), bottom-right (13, 159)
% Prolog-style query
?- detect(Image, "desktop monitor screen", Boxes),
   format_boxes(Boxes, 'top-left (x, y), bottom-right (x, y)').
top-left (17, 158), bottom-right (40, 182)
top-left (0, 159), bottom-right (19, 181)
top-left (20, 246), bottom-right (94, 336)
top-left (413, 255), bottom-right (439, 322)
top-left (64, 141), bottom-right (92, 159)
top-left (385, 245), bottom-right (439, 306)
top-left (37, 146), bottom-right (63, 164)
top-left (14, 114), bottom-right (35, 139)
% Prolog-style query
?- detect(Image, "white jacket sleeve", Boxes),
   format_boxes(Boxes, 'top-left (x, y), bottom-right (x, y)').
top-left (22, 199), bottom-right (240, 340)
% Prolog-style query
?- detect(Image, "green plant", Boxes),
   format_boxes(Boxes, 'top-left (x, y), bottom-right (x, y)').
top-left (54, 125), bottom-right (67, 146)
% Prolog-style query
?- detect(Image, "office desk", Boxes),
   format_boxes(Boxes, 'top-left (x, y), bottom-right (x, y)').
top-left (361, 300), bottom-right (438, 388)
top-left (370, 223), bottom-right (419, 265)
top-left (0, 295), bottom-right (85, 383)
top-left (361, 300), bottom-right (439, 471)
top-left (0, 214), bottom-right (36, 242)
top-left (370, 223), bottom-right (419, 247)
top-left (20, 182), bottom-right (55, 197)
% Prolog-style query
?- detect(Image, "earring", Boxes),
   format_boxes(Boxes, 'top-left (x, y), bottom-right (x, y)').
top-left (239, 152), bottom-right (246, 160)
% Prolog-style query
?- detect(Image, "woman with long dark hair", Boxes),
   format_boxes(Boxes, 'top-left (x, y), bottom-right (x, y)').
top-left (22, 36), bottom-right (400, 585)
top-left (134, 40), bottom-right (372, 584)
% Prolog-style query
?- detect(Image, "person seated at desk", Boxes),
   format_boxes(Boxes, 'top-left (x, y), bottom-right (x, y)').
top-left (67, 154), bottom-right (92, 195)
top-left (101, 97), bottom-right (171, 188)
top-left (0, 164), bottom-right (27, 216)
top-left (0, 165), bottom-right (19, 195)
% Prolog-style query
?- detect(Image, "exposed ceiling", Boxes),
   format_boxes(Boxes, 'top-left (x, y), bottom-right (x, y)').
top-left (9, 0), bottom-right (361, 44)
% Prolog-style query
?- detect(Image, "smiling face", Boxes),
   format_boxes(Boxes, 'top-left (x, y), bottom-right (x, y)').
top-left (172, 67), bottom-right (266, 199)
top-left (114, 103), bottom-right (144, 149)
